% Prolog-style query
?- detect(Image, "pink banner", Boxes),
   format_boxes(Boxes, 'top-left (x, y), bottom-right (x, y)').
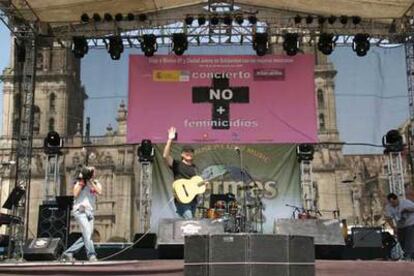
top-left (127, 55), bottom-right (317, 144)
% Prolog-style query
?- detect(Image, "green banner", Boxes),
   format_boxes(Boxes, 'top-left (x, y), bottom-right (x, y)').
top-left (150, 144), bottom-right (301, 233)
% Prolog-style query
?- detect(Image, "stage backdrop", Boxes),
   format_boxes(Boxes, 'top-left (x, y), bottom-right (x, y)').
top-left (128, 55), bottom-right (317, 144)
top-left (150, 144), bottom-right (301, 234)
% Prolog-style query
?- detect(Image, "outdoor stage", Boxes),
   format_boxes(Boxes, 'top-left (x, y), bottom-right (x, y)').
top-left (0, 260), bottom-right (413, 276)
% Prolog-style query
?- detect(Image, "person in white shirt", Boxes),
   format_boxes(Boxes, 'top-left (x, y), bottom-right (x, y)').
top-left (385, 193), bottom-right (414, 260)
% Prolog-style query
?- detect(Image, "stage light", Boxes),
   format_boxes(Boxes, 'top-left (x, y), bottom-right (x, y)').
top-left (80, 13), bottom-right (89, 23)
top-left (248, 15), bottom-right (257, 25)
top-left (137, 139), bottom-right (154, 162)
top-left (185, 16), bottom-right (194, 25)
top-left (108, 36), bottom-right (124, 60)
top-left (104, 13), bottom-right (113, 21)
top-left (352, 16), bottom-right (361, 25)
top-left (318, 33), bottom-right (335, 55)
top-left (294, 15), bottom-right (302, 24)
top-left (296, 144), bottom-right (315, 162)
top-left (305, 15), bottom-right (313, 24)
top-left (44, 131), bottom-right (64, 154)
top-left (141, 34), bottom-right (158, 57)
top-left (253, 32), bottom-right (268, 56)
top-left (382, 129), bottom-right (404, 152)
top-left (115, 13), bottom-right (123, 22)
top-left (127, 13), bottom-right (135, 21)
top-left (283, 33), bottom-right (299, 56)
top-left (72, 36), bottom-right (88, 59)
top-left (172, 33), bottom-right (188, 56)
top-left (318, 16), bottom-right (326, 25)
top-left (235, 14), bottom-right (244, 25)
top-left (92, 13), bottom-right (101, 22)
top-left (197, 15), bottom-right (206, 25)
top-left (210, 14), bottom-right (219, 25)
top-left (139, 14), bottom-right (147, 22)
top-left (339, 15), bottom-right (348, 25)
top-left (328, 15), bottom-right (336, 24)
top-left (223, 14), bottom-right (232, 25)
top-left (352, 33), bottom-right (370, 57)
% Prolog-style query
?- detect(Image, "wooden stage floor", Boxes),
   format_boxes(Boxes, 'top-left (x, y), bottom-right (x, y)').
top-left (0, 259), bottom-right (413, 276)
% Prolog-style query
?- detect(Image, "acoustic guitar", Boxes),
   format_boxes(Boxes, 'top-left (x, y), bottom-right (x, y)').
top-left (172, 165), bottom-right (227, 204)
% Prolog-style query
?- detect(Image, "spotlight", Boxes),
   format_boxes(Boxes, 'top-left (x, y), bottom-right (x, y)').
top-left (44, 131), bottom-right (64, 154)
top-left (104, 13), bottom-right (113, 21)
top-left (305, 15), bottom-right (314, 24)
top-left (318, 33), bottom-right (335, 55)
top-left (235, 14), bottom-right (244, 25)
top-left (210, 14), bottom-right (219, 25)
top-left (318, 16), bottom-right (326, 25)
top-left (296, 144), bottom-right (315, 162)
top-left (172, 33), bottom-right (188, 56)
top-left (92, 13), bottom-right (101, 22)
top-left (138, 14), bottom-right (147, 22)
top-left (72, 36), bottom-right (88, 59)
top-left (127, 13), bottom-right (135, 21)
top-left (197, 15), bottom-right (206, 25)
top-left (352, 16), bottom-right (361, 25)
top-left (185, 15), bottom-right (194, 25)
top-left (248, 15), bottom-right (257, 24)
top-left (108, 36), bottom-right (124, 60)
top-left (141, 34), bottom-right (158, 57)
top-left (382, 129), bottom-right (404, 152)
top-left (80, 13), bottom-right (89, 23)
top-left (283, 33), bottom-right (300, 56)
top-left (339, 15), bottom-right (348, 25)
top-left (352, 33), bottom-right (370, 57)
top-left (294, 15), bottom-right (302, 24)
top-left (253, 32), bottom-right (268, 56)
top-left (223, 14), bottom-right (232, 25)
top-left (137, 139), bottom-right (154, 162)
top-left (115, 13), bottom-right (123, 22)
top-left (328, 15), bottom-right (337, 24)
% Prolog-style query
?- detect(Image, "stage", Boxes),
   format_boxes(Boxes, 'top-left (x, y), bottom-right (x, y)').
top-left (0, 260), bottom-right (412, 276)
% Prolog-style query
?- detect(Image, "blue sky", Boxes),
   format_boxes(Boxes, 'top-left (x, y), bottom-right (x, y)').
top-left (0, 23), bottom-right (409, 154)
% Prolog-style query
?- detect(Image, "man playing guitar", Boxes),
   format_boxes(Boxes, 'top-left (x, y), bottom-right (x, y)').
top-left (163, 127), bottom-right (198, 219)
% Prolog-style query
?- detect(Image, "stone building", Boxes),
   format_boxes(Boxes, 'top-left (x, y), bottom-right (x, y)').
top-left (0, 42), bottom-right (411, 241)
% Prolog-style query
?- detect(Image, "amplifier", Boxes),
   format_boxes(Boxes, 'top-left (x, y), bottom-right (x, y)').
top-left (351, 227), bottom-right (383, 248)
top-left (23, 238), bottom-right (63, 261)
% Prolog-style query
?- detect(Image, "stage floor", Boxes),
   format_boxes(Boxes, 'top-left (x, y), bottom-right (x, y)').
top-left (0, 259), bottom-right (413, 275)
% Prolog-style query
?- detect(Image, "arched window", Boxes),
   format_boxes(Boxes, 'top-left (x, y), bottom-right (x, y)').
top-left (49, 117), bottom-right (55, 132)
top-left (49, 93), bottom-right (56, 111)
top-left (319, 113), bottom-right (326, 130)
top-left (33, 105), bottom-right (40, 135)
top-left (317, 89), bottom-right (324, 109)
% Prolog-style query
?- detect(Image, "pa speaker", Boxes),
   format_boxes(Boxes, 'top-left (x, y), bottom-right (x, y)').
top-left (37, 204), bottom-right (71, 248)
top-left (23, 238), bottom-right (63, 261)
top-left (351, 227), bottom-right (383, 248)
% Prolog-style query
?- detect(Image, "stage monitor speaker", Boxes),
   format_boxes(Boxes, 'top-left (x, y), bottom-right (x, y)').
top-left (37, 204), bottom-right (71, 249)
top-left (351, 227), bottom-right (383, 248)
top-left (133, 233), bottom-right (157, 248)
top-left (23, 238), bottom-right (63, 261)
top-left (184, 234), bottom-right (315, 276)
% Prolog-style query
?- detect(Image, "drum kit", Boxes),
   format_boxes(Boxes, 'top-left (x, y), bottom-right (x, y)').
top-left (196, 187), bottom-right (264, 233)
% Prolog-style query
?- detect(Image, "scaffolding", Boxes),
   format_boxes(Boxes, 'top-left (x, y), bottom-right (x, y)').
top-left (43, 154), bottom-right (60, 203)
top-left (300, 160), bottom-right (316, 211)
top-left (138, 162), bottom-right (153, 233)
top-left (386, 152), bottom-right (406, 198)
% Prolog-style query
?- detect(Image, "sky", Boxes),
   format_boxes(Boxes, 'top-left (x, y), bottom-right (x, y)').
top-left (0, 23), bottom-right (410, 154)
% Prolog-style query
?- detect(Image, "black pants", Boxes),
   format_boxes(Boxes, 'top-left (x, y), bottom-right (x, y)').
top-left (397, 224), bottom-right (414, 258)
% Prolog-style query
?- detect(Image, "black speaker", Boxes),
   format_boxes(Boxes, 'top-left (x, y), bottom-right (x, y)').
top-left (184, 234), bottom-right (315, 276)
top-left (133, 233), bottom-right (157, 248)
top-left (37, 204), bottom-right (71, 248)
top-left (351, 227), bottom-right (383, 248)
top-left (23, 238), bottom-right (63, 261)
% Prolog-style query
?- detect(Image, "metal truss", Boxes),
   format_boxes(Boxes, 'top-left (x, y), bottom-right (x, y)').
top-left (44, 153), bottom-right (60, 203)
top-left (386, 152), bottom-right (406, 198)
top-left (138, 162), bottom-right (153, 233)
top-left (299, 160), bottom-right (316, 211)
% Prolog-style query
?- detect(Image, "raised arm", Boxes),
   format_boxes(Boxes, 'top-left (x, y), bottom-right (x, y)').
top-left (163, 127), bottom-right (176, 167)
top-left (73, 179), bottom-right (85, 197)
